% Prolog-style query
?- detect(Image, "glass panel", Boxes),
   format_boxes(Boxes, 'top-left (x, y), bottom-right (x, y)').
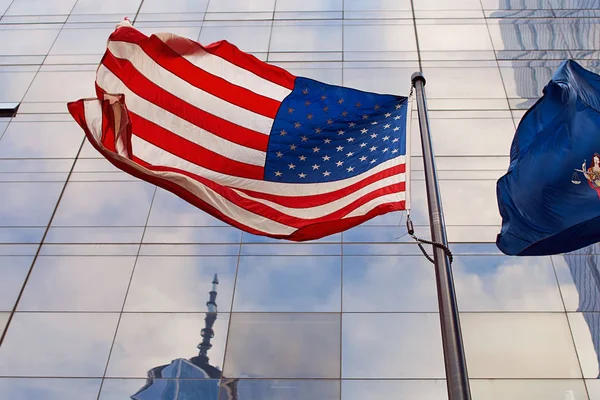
top-left (0, 182), bottom-right (63, 226)
top-left (559, 19), bottom-right (600, 50)
top-left (206, 0), bottom-right (275, 12)
top-left (51, 181), bottom-right (155, 227)
top-left (481, 0), bottom-right (552, 9)
top-left (0, 27), bottom-right (61, 55)
top-left (143, 227), bottom-right (242, 244)
top-left (23, 70), bottom-right (97, 102)
top-left (440, 180), bottom-right (502, 226)
top-left (470, 379), bottom-right (589, 400)
top-left (417, 24), bottom-right (493, 51)
top-left (499, 61), bottom-right (561, 100)
top-left (342, 380), bottom-right (447, 400)
top-left (227, 380), bottom-right (340, 400)
top-left (71, 0), bottom-right (142, 14)
top-left (344, 0), bottom-right (412, 10)
top-left (0, 313), bottom-right (119, 376)
top-left (0, 378), bottom-right (101, 400)
top-left (342, 256), bottom-right (438, 312)
top-left (223, 313), bottom-right (341, 378)
top-left (138, 0), bottom-right (209, 13)
top-left (124, 256), bottom-right (237, 312)
top-left (241, 243), bottom-right (340, 256)
top-left (0, 256), bottom-right (32, 311)
top-left (422, 65), bottom-right (506, 98)
top-left (413, 0), bottom-right (483, 9)
top-left (553, 248), bottom-right (600, 312)
top-left (49, 27), bottom-right (116, 56)
top-left (100, 378), bottom-right (220, 399)
top-left (199, 22), bottom-right (272, 53)
top-left (275, 0), bottom-right (342, 12)
top-left (342, 313), bottom-right (444, 378)
top-left (0, 121), bottom-right (83, 158)
top-left (0, 312), bottom-right (8, 332)
top-left (0, 0), bottom-right (11, 15)
top-left (106, 313), bottom-right (229, 378)
top-left (5, 0), bottom-right (78, 15)
top-left (0, 71), bottom-right (37, 103)
top-left (145, 188), bottom-right (227, 226)
top-left (488, 20), bottom-right (570, 51)
top-left (568, 312), bottom-right (600, 379)
top-left (343, 23), bottom-right (417, 52)
top-left (461, 313), bottom-right (582, 378)
top-left (17, 256), bottom-right (135, 312)
top-left (587, 379), bottom-right (600, 400)
top-left (233, 256), bottom-right (341, 312)
top-left (270, 21), bottom-right (342, 52)
top-left (453, 255), bottom-right (564, 312)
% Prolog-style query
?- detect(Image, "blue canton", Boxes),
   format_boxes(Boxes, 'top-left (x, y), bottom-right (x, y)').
top-left (264, 77), bottom-right (408, 183)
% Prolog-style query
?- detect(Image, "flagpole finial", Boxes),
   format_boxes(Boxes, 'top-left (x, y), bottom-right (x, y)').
top-left (411, 72), bottom-right (426, 86)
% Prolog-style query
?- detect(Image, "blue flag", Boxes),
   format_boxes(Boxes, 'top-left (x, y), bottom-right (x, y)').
top-left (497, 60), bottom-right (600, 256)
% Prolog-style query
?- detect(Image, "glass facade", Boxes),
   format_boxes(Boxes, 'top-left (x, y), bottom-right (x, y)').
top-left (1, 0), bottom-right (600, 399)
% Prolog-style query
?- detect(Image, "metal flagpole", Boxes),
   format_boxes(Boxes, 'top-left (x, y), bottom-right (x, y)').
top-left (411, 72), bottom-right (472, 400)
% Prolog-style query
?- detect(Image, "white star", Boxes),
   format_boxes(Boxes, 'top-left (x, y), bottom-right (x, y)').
top-left (359, 143), bottom-right (367, 148)
top-left (371, 121), bottom-right (378, 125)
top-left (324, 138), bottom-right (332, 144)
top-left (312, 164), bottom-right (320, 170)
top-left (323, 155), bottom-right (331, 161)
top-left (370, 133), bottom-right (378, 139)
top-left (383, 124), bottom-right (391, 129)
top-left (383, 147), bottom-right (389, 152)
top-left (313, 146), bottom-right (320, 153)
top-left (276, 151), bottom-right (283, 158)
top-left (359, 156), bottom-right (367, 162)
top-left (315, 127), bottom-right (322, 133)
top-left (360, 128), bottom-right (368, 134)
top-left (383, 136), bottom-right (390, 141)
top-left (290, 144), bottom-right (297, 150)
top-left (349, 122), bottom-right (356, 128)
top-left (362, 115), bottom-right (369, 120)
top-left (347, 137), bottom-right (355, 142)
top-left (338, 130), bottom-right (345, 135)
top-left (336, 146), bottom-right (344, 152)
top-left (299, 155), bottom-right (307, 161)
top-left (336, 161), bottom-right (344, 167)
top-left (301, 136), bottom-right (308, 142)
top-left (294, 122), bottom-right (301, 128)
top-left (385, 113), bottom-right (391, 117)
top-left (395, 104), bottom-right (402, 109)
top-left (347, 166), bottom-right (355, 172)
top-left (346, 152), bottom-right (354, 157)
top-left (288, 163), bottom-right (296, 169)
top-left (392, 149), bottom-right (398, 154)
top-left (392, 138), bottom-right (399, 143)
top-left (370, 159), bottom-right (377, 164)
top-left (275, 171), bottom-right (282, 177)
top-left (299, 173), bottom-right (306, 178)
top-left (323, 171), bottom-right (331, 177)
top-left (280, 130), bottom-right (287, 136)
top-left (394, 116), bottom-right (401, 120)
top-left (393, 127), bottom-right (400, 132)
top-left (370, 146), bottom-right (377, 152)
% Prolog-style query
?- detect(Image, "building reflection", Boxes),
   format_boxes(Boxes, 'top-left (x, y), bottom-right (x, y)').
top-left (131, 274), bottom-right (238, 399)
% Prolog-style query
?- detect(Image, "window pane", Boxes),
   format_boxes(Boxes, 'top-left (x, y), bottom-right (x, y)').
top-left (568, 312), bottom-right (600, 379)
top-left (0, 121), bottom-right (83, 158)
top-left (0, 312), bottom-right (8, 332)
top-left (106, 313), bottom-right (229, 378)
top-left (342, 380), bottom-right (447, 400)
top-left (0, 26), bottom-right (61, 55)
top-left (124, 256), bottom-right (237, 312)
top-left (271, 21), bottom-right (342, 52)
top-left (461, 313), bottom-right (582, 378)
top-left (470, 379), bottom-right (589, 400)
top-left (72, 0), bottom-right (142, 14)
top-left (554, 249), bottom-right (600, 312)
top-left (223, 313), bottom-right (341, 378)
top-left (275, 0), bottom-right (342, 12)
top-left (0, 256), bottom-right (32, 311)
top-left (0, 182), bottom-right (63, 226)
top-left (0, 313), bottom-right (119, 376)
top-left (342, 313), bottom-right (444, 378)
top-left (138, 0), bottom-right (209, 13)
top-left (5, 0), bottom-right (78, 15)
top-left (229, 380), bottom-right (340, 400)
top-left (200, 22), bottom-right (272, 53)
top-left (0, 378), bottom-right (101, 400)
top-left (233, 256), bottom-right (341, 312)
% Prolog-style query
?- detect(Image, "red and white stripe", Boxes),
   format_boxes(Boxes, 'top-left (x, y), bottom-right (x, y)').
top-left (68, 21), bottom-right (409, 241)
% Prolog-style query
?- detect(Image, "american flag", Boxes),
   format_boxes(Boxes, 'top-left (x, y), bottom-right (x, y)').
top-left (67, 20), bottom-right (410, 241)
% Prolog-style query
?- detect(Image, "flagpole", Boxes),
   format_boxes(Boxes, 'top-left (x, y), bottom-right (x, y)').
top-left (411, 72), bottom-right (472, 400)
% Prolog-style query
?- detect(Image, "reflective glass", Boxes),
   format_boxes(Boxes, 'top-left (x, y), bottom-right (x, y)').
top-left (0, 121), bottom-right (83, 159)
top-left (470, 379), bottom-right (589, 400)
top-left (587, 379), bottom-right (600, 399)
top-left (342, 64), bottom-right (416, 94)
top-left (0, 312), bottom-right (8, 332)
top-left (106, 313), bottom-right (229, 378)
top-left (342, 256), bottom-right (438, 312)
top-left (342, 313), bottom-right (444, 378)
top-left (143, 227), bottom-right (242, 244)
top-left (568, 312), bottom-right (600, 379)
top-left (417, 24), bottom-right (493, 52)
top-left (71, 0), bottom-right (142, 14)
top-left (453, 255), bottom-right (564, 312)
top-left (138, 0), bottom-right (209, 13)
top-left (480, 0), bottom-right (552, 9)
top-left (343, 22), bottom-right (417, 52)
top-left (228, 380), bottom-right (340, 400)
top-left (0, 27), bottom-right (61, 55)
top-left (0, 0), bottom-right (10, 15)
top-left (124, 256), bottom-right (237, 312)
top-left (49, 27), bottom-right (116, 56)
top-left (550, 0), bottom-right (600, 8)
top-left (342, 380), bottom-right (447, 400)
top-left (98, 379), bottom-right (147, 400)
top-left (233, 256), bottom-right (341, 312)
top-left (17, 256), bottom-right (135, 312)
top-left (422, 65), bottom-right (506, 98)
top-left (206, 0), bottom-right (275, 12)
top-left (271, 21), bottom-right (342, 52)
top-left (223, 313), bottom-right (341, 378)
top-left (413, 0), bottom-right (483, 9)
top-left (0, 256), bottom-right (32, 311)
top-left (200, 23), bottom-right (271, 53)
top-left (99, 378), bottom-right (220, 399)
top-left (275, 0), bottom-right (342, 12)
top-left (559, 19), bottom-right (600, 51)
top-left (0, 378), bottom-right (101, 400)
top-left (344, 0), bottom-right (412, 10)
top-left (51, 181), bottom-right (155, 227)
top-left (147, 188), bottom-right (227, 226)
top-left (0, 182), bottom-right (63, 226)
top-left (553, 248), bottom-right (600, 312)
top-left (499, 61), bottom-right (561, 100)
top-left (440, 180), bottom-right (502, 226)
top-left (0, 312), bottom-right (119, 376)
top-left (5, 0), bottom-right (77, 15)
top-left (461, 313), bottom-right (582, 378)
top-left (22, 70), bottom-right (97, 102)
top-left (0, 72), bottom-right (37, 103)
top-left (488, 19), bottom-right (570, 51)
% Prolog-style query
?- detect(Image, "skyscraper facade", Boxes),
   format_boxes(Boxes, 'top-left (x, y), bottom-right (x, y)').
top-left (0, 0), bottom-right (600, 399)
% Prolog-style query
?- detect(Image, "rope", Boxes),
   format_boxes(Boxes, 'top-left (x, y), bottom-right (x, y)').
top-left (406, 215), bottom-right (453, 264)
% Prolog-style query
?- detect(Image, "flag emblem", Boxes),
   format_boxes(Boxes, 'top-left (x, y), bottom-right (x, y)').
top-left (67, 20), bottom-right (410, 241)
